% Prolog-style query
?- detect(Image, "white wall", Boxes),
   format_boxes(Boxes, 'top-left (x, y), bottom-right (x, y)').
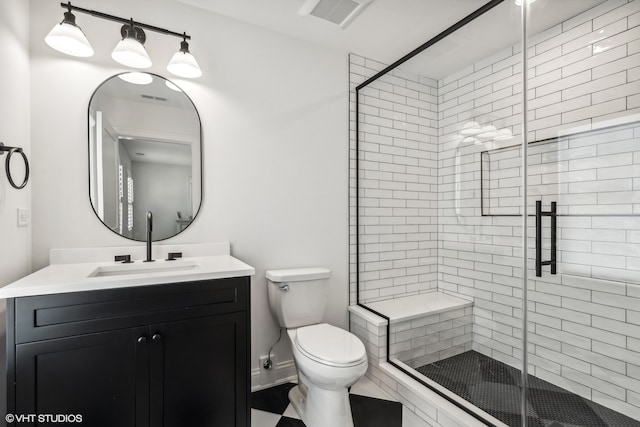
top-left (28, 0), bottom-right (348, 385)
top-left (0, 0), bottom-right (31, 418)
top-left (0, 2), bottom-right (32, 282)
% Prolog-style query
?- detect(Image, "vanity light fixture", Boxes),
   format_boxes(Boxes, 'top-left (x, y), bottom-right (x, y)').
top-left (45, 3), bottom-right (94, 57)
top-left (45, 2), bottom-right (202, 78)
top-left (111, 21), bottom-right (152, 69)
top-left (167, 35), bottom-right (202, 79)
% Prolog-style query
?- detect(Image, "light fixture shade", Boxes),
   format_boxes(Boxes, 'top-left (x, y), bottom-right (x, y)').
top-left (45, 13), bottom-right (94, 57)
top-left (167, 50), bottom-right (202, 78)
top-left (112, 37), bottom-right (152, 69)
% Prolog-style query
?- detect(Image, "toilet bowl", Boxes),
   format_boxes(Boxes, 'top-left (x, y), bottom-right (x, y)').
top-left (265, 268), bottom-right (368, 427)
top-left (287, 324), bottom-right (367, 427)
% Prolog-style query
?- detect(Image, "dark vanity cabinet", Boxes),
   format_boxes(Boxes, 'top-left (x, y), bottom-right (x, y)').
top-left (6, 277), bottom-right (250, 427)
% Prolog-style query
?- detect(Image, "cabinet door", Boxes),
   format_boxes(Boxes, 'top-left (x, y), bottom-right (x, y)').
top-left (149, 313), bottom-right (248, 427)
top-left (15, 327), bottom-right (149, 427)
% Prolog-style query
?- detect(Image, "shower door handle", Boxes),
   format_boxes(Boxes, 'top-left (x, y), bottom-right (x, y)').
top-left (535, 200), bottom-right (557, 277)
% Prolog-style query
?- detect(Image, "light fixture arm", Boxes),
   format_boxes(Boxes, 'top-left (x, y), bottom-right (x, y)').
top-left (59, 2), bottom-right (191, 41)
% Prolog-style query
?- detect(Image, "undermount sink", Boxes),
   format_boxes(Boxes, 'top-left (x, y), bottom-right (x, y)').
top-left (88, 260), bottom-right (200, 278)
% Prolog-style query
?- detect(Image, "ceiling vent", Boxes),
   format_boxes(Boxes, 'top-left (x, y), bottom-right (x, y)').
top-left (299, 0), bottom-right (373, 28)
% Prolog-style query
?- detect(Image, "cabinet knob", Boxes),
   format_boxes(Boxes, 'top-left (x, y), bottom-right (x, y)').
top-left (138, 336), bottom-right (147, 344)
top-left (152, 333), bottom-right (162, 342)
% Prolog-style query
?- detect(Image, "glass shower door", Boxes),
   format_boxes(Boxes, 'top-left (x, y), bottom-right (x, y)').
top-left (525, 0), bottom-right (640, 424)
top-left (353, 0), bottom-right (640, 425)
top-left (355, 1), bottom-right (532, 424)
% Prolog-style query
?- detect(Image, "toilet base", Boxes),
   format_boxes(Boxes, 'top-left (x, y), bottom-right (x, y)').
top-left (288, 383), bottom-right (355, 427)
top-left (288, 385), bottom-right (306, 419)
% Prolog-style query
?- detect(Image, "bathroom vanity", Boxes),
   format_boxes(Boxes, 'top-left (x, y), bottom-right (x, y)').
top-left (1, 245), bottom-right (254, 427)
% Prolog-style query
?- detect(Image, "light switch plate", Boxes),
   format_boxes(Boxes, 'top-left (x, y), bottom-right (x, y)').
top-left (17, 208), bottom-right (29, 227)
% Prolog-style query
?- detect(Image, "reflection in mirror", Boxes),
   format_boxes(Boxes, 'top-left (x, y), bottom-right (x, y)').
top-left (88, 72), bottom-right (201, 241)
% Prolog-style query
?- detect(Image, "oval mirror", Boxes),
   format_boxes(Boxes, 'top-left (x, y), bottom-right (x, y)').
top-left (88, 72), bottom-right (202, 241)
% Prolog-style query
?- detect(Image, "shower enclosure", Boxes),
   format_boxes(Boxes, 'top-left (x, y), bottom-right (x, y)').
top-left (351, 0), bottom-right (640, 425)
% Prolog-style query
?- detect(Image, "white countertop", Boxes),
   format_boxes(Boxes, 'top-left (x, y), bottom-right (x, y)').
top-left (0, 244), bottom-right (255, 298)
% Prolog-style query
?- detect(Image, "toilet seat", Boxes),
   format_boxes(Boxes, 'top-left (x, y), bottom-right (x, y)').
top-left (294, 323), bottom-right (366, 367)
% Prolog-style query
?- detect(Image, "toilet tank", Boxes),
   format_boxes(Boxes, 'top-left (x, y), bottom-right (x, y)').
top-left (266, 267), bottom-right (331, 328)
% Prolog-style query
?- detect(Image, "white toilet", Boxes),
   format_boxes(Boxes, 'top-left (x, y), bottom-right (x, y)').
top-left (266, 268), bottom-right (368, 427)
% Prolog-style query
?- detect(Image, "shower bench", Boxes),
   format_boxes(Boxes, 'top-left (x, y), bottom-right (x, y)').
top-left (351, 292), bottom-right (473, 368)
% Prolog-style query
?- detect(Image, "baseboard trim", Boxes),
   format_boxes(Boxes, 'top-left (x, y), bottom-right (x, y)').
top-left (251, 359), bottom-right (297, 392)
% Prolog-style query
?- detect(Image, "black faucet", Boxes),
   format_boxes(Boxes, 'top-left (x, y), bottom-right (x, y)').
top-left (144, 211), bottom-right (154, 262)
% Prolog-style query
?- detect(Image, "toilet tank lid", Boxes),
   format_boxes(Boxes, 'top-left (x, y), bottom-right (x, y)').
top-left (266, 267), bottom-right (331, 283)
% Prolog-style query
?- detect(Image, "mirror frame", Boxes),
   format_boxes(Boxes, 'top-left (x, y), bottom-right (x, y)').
top-left (87, 72), bottom-right (203, 242)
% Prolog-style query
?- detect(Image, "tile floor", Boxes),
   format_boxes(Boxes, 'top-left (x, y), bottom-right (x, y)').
top-left (416, 350), bottom-right (640, 427)
top-left (251, 376), bottom-right (403, 427)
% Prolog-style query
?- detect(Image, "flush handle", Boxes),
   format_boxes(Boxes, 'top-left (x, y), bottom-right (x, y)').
top-left (278, 284), bottom-right (289, 292)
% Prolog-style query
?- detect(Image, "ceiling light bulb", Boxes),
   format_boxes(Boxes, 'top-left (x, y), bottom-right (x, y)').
top-left (45, 10), bottom-right (94, 57)
top-left (118, 72), bottom-right (153, 85)
top-left (111, 24), bottom-right (152, 69)
top-left (167, 39), bottom-right (202, 79)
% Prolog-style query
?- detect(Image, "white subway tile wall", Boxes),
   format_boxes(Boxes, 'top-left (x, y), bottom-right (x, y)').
top-left (350, 0), bottom-right (640, 421)
top-left (350, 56), bottom-right (440, 305)
top-left (389, 307), bottom-right (473, 368)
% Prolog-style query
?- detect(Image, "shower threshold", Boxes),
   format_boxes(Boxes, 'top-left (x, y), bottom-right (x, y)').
top-left (415, 351), bottom-right (639, 427)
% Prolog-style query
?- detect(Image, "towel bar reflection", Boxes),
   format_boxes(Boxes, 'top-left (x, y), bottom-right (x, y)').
top-left (535, 200), bottom-right (557, 277)
top-left (0, 142), bottom-right (29, 190)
